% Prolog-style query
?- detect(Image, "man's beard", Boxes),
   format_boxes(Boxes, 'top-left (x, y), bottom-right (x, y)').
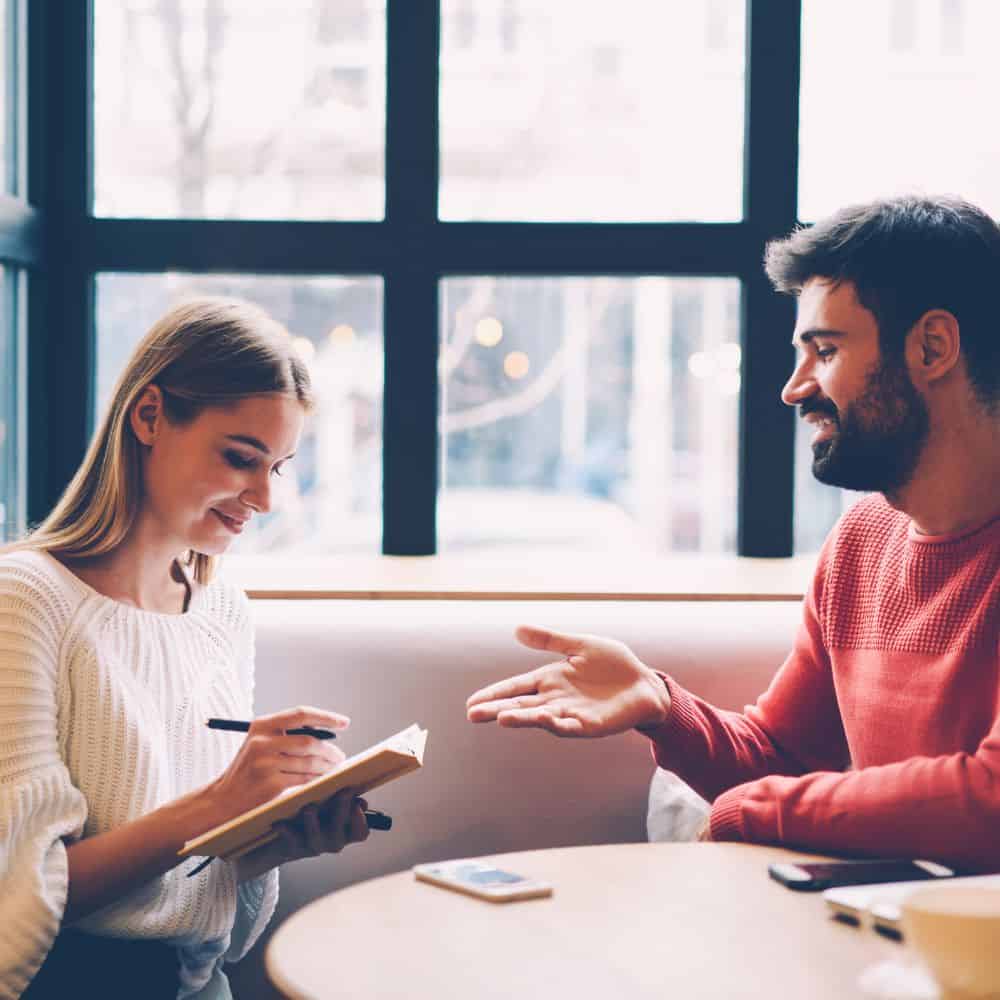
top-left (804, 358), bottom-right (930, 495)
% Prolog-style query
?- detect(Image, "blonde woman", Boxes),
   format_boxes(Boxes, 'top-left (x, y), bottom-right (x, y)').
top-left (0, 299), bottom-right (370, 999)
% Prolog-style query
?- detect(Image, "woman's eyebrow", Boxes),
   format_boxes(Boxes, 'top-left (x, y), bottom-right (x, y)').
top-left (225, 434), bottom-right (270, 455)
top-left (224, 434), bottom-right (297, 461)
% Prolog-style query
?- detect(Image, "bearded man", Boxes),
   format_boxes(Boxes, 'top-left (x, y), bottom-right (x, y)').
top-left (467, 195), bottom-right (1000, 872)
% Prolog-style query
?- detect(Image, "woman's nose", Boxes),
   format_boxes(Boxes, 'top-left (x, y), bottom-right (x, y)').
top-left (239, 477), bottom-right (272, 515)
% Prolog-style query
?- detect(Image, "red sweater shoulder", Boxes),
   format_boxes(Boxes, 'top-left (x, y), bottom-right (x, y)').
top-left (819, 494), bottom-right (1000, 654)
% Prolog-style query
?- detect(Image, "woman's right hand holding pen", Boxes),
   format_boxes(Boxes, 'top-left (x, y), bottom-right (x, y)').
top-left (204, 706), bottom-right (350, 825)
top-left (64, 706), bottom-right (351, 921)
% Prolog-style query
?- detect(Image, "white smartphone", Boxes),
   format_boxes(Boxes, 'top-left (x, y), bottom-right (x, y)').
top-left (413, 860), bottom-right (553, 903)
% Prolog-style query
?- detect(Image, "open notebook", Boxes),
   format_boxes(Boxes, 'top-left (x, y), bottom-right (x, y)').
top-left (179, 723), bottom-right (427, 862)
top-left (824, 873), bottom-right (1000, 937)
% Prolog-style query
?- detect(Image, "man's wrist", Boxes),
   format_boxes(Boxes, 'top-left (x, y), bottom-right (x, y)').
top-left (636, 669), bottom-right (673, 733)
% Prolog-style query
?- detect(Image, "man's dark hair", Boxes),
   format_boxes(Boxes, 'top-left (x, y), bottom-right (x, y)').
top-left (765, 195), bottom-right (1000, 406)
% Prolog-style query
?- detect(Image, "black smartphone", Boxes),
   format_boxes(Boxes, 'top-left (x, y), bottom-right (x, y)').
top-left (768, 858), bottom-right (955, 892)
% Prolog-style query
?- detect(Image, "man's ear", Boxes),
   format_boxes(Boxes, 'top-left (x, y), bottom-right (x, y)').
top-left (905, 310), bottom-right (961, 387)
top-left (129, 384), bottom-right (165, 446)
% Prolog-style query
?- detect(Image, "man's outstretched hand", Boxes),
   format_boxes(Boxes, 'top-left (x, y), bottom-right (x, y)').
top-left (466, 625), bottom-right (673, 738)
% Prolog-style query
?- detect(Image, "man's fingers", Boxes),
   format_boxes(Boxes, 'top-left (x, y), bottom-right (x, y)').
top-left (498, 705), bottom-right (589, 737)
top-left (466, 669), bottom-right (542, 709)
top-left (515, 625), bottom-right (584, 657)
top-left (467, 693), bottom-right (548, 722)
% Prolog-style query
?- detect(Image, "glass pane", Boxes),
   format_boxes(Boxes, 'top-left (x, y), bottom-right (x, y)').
top-left (94, 1), bottom-right (386, 220)
top-left (800, 0), bottom-right (1000, 220)
top-left (0, 267), bottom-right (24, 542)
top-left (439, 1), bottom-right (746, 221)
top-left (440, 277), bottom-right (740, 554)
top-left (793, 413), bottom-right (863, 553)
top-left (0, 0), bottom-right (13, 193)
top-left (96, 273), bottom-right (383, 554)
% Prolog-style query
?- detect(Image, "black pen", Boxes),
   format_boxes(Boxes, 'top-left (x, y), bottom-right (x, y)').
top-left (206, 717), bottom-right (337, 740)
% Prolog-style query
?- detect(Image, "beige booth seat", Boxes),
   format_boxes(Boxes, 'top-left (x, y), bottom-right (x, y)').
top-left (228, 598), bottom-right (802, 999)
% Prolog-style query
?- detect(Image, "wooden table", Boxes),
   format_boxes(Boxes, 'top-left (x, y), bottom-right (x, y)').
top-left (266, 843), bottom-right (901, 999)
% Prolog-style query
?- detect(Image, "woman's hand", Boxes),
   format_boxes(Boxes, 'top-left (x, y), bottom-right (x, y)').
top-left (204, 706), bottom-right (350, 827)
top-left (234, 790), bottom-right (370, 881)
top-left (466, 625), bottom-right (672, 738)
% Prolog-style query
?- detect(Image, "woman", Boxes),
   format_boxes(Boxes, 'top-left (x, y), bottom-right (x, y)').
top-left (0, 298), bottom-right (369, 999)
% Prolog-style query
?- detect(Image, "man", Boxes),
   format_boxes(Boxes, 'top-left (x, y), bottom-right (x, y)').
top-left (466, 195), bottom-right (1000, 872)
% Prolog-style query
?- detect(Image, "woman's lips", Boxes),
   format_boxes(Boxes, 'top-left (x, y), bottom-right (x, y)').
top-left (212, 508), bottom-right (246, 534)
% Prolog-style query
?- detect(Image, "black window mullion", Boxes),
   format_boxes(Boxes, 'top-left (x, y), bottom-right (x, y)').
top-left (28, 0), bottom-right (93, 524)
top-left (738, 0), bottom-right (802, 557)
top-left (383, 0), bottom-right (439, 554)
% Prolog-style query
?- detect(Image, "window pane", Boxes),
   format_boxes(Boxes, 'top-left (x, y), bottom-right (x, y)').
top-left (793, 414), bottom-right (862, 553)
top-left (440, 277), bottom-right (740, 554)
top-left (800, 0), bottom-right (1000, 220)
top-left (96, 273), bottom-right (383, 554)
top-left (439, 1), bottom-right (746, 221)
top-left (94, 1), bottom-right (386, 220)
top-left (0, 267), bottom-right (24, 542)
top-left (0, 0), bottom-right (15, 193)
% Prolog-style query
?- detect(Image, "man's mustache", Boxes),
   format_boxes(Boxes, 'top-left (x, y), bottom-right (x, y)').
top-left (800, 398), bottom-right (839, 422)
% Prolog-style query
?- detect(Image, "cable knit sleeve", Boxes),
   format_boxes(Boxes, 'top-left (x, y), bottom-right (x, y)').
top-left (223, 586), bottom-right (278, 964)
top-left (0, 558), bottom-right (88, 999)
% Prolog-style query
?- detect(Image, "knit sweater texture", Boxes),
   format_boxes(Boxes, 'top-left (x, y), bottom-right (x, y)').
top-left (0, 550), bottom-right (279, 999)
top-left (649, 494), bottom-right (1000, 871)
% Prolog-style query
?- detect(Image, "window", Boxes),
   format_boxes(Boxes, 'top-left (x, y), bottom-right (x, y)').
top-left (799, 0), bottom-right (1000, 222)
top-left (438, 0), bottom-right (746, 221)
top-left (94, 0), bottom-right (387, 220)
top-left (0, 0), bottom-right (29, 543)
top-left (795, 0), bottom-right (999, 547)
top-left (0, 267), bottom-right (25, 542)
top-left (38, 1), bottom-right (997, 567)
top-left (96, 273), bottom-right (383, 555)
top-left (440, 277), bottom-right (740, 554)
top-left (0, 0), bottom-right (8, 191)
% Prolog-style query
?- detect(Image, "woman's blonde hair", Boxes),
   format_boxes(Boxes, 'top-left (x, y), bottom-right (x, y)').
top-left (7, 296), bottom-right (314, 583)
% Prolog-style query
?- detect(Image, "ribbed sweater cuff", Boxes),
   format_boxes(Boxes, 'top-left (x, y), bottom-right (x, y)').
top-left (709, 786), bottom-right (747, 842)
top-left (639, 674), bottom-right (705, 767)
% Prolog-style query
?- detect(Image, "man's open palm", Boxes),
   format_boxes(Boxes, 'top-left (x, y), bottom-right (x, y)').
top-left (466, 625), bottom-right (671, 737)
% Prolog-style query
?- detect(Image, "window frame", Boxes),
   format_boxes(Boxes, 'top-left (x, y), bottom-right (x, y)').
top-left (0, 0), bottom-right (35, 541)
top-left (29, 0), bottom-right (803, 559)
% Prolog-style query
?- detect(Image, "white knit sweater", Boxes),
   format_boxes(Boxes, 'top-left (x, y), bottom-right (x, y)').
top-left (0, 550), bottom-right (279, 1000)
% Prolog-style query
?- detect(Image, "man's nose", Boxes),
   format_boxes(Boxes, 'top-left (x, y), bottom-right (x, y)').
top-left (781, 361), bottom-right (817, 407)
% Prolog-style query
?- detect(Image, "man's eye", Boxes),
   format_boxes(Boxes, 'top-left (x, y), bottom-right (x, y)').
top-left (224, 451), bottom-right (256, 470)
top-left (816, 347), bottom-right (837, 360)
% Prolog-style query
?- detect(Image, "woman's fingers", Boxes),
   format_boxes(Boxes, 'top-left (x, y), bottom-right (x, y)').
top-left (253, 705), bottom-right (352, 735)
top-left (301, 804), bottom-right (325, 855)
top-left (345, 800), bottom-right (370, 845)
top-left (274, 755), bottom-right (341, 778)
top-left (276, 735), bottom-right (345, 764)
top-left (326, 790), bottom-right (356, 853)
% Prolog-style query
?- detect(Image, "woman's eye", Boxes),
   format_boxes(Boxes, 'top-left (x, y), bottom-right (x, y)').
top-left (271, 463), bottom-right (285, 478)
top-left (224, 451), bottom-right (257, 471)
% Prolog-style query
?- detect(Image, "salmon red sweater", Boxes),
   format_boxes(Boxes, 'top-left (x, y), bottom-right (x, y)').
top-left (648, 494), bottom-right (1000, 872)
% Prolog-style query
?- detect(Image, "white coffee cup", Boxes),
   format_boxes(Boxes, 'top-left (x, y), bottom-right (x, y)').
top-left (901, 885), bottom-right (1000, 999)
